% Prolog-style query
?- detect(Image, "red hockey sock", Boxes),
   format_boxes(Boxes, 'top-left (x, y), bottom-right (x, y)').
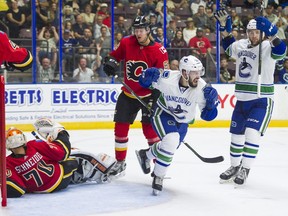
top-left (114, 122), bottom-right (130, 161)
top-left (142, 122), bottom-right (160, 146)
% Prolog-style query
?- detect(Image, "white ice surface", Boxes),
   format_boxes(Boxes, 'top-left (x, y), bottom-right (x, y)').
top-left (1, 128), bottom-right (288, 216)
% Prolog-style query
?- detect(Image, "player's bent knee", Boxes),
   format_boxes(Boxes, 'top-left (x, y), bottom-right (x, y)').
top-left (159, 132), bottom-right (180, 154)
top-left (245, 127), bottom-right (261, 143)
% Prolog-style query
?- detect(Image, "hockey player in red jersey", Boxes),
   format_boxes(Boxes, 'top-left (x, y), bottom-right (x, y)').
top-left (0, 31), bottom-right (33, 71)
top-left (6, 118), bottom-right (117, 198)
top-left (103, 15), bottom-right (169, 177)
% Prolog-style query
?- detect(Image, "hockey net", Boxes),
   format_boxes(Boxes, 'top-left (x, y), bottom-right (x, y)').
top-left (0, 75), bottom-right (7, 207)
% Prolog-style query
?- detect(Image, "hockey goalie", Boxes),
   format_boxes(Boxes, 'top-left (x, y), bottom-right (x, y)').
top-left (5, 118), bottom-right (116, 198)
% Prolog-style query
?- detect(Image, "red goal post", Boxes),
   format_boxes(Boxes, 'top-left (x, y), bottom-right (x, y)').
top-left (0, 75), bottom-right (7, 207)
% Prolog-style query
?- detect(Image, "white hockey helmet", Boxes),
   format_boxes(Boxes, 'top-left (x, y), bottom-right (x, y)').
top-left (179, 55), bottom-right (205, 76)
top-left (246, 19), bottom-right (262, 47)
top-left (6, 127), bottom-right (27, 150)
top-left (247, 19), bottom-right (257, 31)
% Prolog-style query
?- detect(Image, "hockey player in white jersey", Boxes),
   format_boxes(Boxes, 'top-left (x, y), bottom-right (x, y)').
top-left (214, 10), bottom-right (287, 186)
top-left (135, 55), bottom-right (219, 195)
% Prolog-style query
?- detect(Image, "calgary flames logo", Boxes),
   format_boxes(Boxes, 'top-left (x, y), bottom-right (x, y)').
top-left (126, 61), bottom-right (148, 82)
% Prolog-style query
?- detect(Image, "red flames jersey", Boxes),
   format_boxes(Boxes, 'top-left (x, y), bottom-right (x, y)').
top-left (6, 139), bottom-right (69, 194)
top-left (110, 35), bottom-right (169, 97)
top-left (0, 31), bottom-right (31, 65)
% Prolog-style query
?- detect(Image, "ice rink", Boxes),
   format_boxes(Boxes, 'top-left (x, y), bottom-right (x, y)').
top-left (1, 127), bottom-right (287, 216)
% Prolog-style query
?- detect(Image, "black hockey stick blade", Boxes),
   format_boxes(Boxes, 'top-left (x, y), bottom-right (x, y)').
top-left (183, 142), bottom-right (224, 163)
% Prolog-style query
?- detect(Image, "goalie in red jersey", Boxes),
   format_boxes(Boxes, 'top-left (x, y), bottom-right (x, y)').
top-left (103, 15), bottom-right (170, 177)
top-left (0, 31), bottom-right (33, 71)
top-left (6, 118), bottom-right (117, 198)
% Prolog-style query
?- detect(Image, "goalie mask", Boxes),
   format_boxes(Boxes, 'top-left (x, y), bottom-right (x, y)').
top-left (6, 127), bottom-right (27, 150)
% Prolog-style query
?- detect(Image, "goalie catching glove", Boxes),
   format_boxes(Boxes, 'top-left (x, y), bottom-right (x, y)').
top-left (33, 118), bottom-right (66, 142)
top-left (214, 9), bottom-right (232, 33)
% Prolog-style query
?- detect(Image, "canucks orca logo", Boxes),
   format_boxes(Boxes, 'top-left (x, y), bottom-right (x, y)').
top-left (283, 73), bottom-right (288, 83)
top-left (126, 61), bottom-right (148, 81)
top-left (239, 57), bottom-right (252, 78)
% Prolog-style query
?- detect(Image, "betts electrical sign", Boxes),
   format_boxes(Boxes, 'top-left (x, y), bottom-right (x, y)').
top-left (5, 84), bottom-right (120, 124)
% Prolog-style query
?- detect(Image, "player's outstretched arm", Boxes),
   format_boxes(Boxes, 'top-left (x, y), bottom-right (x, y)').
top-left (0, 31), bottom-right (33, 71)
top-left (33, 118), bottom-right (71, 162)
top-left (214, 9), bottom-right (236, 51)
top-left (255, 17), bottom-right (287, 60)
top-left (214, 9), bottom-right (232, 36)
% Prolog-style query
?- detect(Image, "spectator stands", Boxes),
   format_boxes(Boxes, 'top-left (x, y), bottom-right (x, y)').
top-left (0, 0), bottom-right (287, 84)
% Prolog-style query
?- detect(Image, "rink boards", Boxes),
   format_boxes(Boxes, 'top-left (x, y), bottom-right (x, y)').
top-left (4, 84), bottom-right (288, 130)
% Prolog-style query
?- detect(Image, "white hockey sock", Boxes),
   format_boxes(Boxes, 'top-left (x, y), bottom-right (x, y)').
top-left (146, 144), bottom-right (157, 160)
top-left (241, 128), bottom-right (261, 169)
top-left (230, 133), bottom-right (245, 167)
top-left (152, 133), bottom-right (179, 177)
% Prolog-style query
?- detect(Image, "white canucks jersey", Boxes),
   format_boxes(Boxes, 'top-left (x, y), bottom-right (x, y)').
top-left (152, 70), bottom-right (207, 123)
top-left (227, 39), bottom-right (276, 101)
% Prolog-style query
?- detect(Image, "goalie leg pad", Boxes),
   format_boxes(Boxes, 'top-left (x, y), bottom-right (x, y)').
top-left (70, 150), bottom-right (116, 184)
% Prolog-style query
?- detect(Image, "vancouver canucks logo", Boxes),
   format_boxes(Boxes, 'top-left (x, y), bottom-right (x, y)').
top-left (239, 57), bottom-right (252, 78)
top-left (283, 73), bottom-right (288, 83)
top-left (126, 61), bottom-right (148, 81)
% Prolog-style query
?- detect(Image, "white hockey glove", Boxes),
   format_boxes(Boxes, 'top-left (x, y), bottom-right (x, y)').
top-left (33, 118), bottom-right (65, 142)
top-left (214, 9), bottom-right (232, 33)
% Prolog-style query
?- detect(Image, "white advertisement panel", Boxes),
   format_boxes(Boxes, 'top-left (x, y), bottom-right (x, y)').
top-left (215, 84), bottom-right (288, 120)
top-left (4, 84), bottom-right (288, 125)
top-left (5, 84), bottom-right (121, 124)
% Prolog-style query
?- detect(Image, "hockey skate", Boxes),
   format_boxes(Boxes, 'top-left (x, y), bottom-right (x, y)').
top-left (152, 175), bottom-right (164, 196)
top-left (108, 160), bottom-right (126, 179)
top-left (135, 149), bottom-right (151, 174)
top-left (234, 167), bottom-right (250, 187)
top-left (219, 165), bottom-right (240, 183)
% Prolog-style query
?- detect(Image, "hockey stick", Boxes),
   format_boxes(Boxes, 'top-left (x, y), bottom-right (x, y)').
top-left (114, 75), bottom-right (152, 113)
top-left (183, 142), bottom-right (224, 163)
top-left (31, 131), bottom-right (41, 139)
top-left (257, 0), bottom-right (268, 98)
